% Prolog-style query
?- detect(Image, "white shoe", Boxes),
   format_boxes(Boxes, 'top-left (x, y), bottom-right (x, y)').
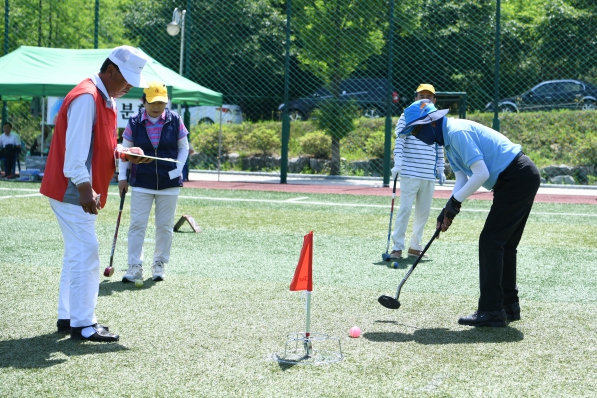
top-left (152, 261), bottom-right (165, 281)
top-left (122, 264), bottom-right (143, 283)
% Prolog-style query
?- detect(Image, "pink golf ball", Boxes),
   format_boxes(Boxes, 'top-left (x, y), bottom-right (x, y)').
top-left (349, 326), bottom-right (361, 338)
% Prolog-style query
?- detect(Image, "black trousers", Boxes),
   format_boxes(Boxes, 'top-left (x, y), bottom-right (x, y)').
top-left (0, 145), bottom-right (15, 175)
top-left (478, 153), bottom-right (540, 312)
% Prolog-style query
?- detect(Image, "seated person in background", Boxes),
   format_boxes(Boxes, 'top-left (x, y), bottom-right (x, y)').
top-left (30, 125), bottom-right (53, 156)
top-left (0, 122), bottom-right (20, 178)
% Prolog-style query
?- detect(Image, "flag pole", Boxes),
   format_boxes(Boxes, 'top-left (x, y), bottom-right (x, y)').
top-left (304, 290), bottom-right (312, 356)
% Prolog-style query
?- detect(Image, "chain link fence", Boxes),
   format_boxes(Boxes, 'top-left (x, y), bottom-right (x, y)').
top-left (1, 0), bottom-right (597, 185)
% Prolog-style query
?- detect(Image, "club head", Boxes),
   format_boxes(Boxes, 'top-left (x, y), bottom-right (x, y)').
top-left (103, 267), bottom-right (114, 278)
top-left (378, 295), bottom-right (401, 309)
top-left (382, 253), bottom-right (391, 262)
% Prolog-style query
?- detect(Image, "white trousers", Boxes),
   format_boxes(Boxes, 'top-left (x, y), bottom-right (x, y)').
top-left (50, 198), bottom-right (99, 328)
top-left (392, 176), bottom-right (435, 251)
top-left (127, 190), bottom-right (179, 266)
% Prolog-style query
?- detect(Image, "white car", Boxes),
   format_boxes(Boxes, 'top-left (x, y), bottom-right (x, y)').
top-left (189, 105), bottom-right (243, 125)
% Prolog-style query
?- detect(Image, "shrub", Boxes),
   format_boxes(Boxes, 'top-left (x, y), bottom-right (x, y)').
top-left (364, 130), bottom-right (385, 158)
top-left (299, 131), bottom-right (332, 158)
top-left (467, 110), bottom-right (597, 168)
top-left (189, 124), bottom-right (235, 155)
top-left (245, 127), bottom-right (280, 156)
top-left (342, 117), bottom-right (390, 159)
top-left (288, 120), bottom-right (320, 156)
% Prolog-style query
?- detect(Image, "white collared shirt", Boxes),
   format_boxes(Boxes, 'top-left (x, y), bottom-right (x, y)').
top-left (63, 74), bottom-right (115, 186)
top-left (0, 132), bottom-right (19, 148)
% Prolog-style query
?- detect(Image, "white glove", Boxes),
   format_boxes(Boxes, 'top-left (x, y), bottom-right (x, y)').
top-left (391, 165), bottom-right (401, 181)
top-left (438, 172), bottom-right (446, 185)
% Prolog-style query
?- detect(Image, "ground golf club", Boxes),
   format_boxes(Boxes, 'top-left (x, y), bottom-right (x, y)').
top-left (378, 227), bottom-right (441, 309)
top-left (381, 174), bottom-right (399, 262)
top-left (103, 191), bottom-right (127, 278)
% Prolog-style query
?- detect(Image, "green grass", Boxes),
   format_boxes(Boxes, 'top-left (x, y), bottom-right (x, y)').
top-left (1, 181), bottom-right (597, 397)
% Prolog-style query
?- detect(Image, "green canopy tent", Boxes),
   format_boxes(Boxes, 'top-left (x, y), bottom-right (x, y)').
top-left (0, 46), bottom-right (222, 105)
top-left (0, 46), bottom-right (223, 171)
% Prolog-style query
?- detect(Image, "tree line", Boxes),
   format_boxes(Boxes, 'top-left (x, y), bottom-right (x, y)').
top-left (1, 0), bottom-right (596, 118)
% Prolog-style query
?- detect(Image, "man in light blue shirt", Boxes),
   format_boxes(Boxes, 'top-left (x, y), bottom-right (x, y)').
top-left (399, 99), bottom-right (541, 327)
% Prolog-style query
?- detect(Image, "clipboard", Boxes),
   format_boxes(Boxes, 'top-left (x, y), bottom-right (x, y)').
top-left (121, 152), bottom-right (181, 163)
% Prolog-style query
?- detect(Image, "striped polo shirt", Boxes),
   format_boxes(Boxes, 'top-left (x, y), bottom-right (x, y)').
top-left (123, 109), bottom-right (188, 148)
top-left (393, 114), bottom-right (445, 181)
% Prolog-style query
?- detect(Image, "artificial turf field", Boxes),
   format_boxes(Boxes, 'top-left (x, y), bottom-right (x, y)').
top-left (0, 181), bottom-right (596, 397)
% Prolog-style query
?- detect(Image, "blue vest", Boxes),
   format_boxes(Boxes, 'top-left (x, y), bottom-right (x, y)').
top-left (128, 108), bottom-right (182, 190)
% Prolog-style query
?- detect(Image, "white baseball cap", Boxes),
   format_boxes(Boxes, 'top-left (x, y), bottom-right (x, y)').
top-left (108, 46), bottom-right (149, 88)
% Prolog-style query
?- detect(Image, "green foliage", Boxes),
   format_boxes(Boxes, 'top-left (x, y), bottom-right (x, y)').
top-left (342, 117), bottom-right (388, 159)
top-left (189, 110), bottom-right (597, 175)
top-left (5, 102), bottom-right (39, 147)
top-left (298, 130), bottom-right (331, 158)
top-left (121, 0), bottom-right (286, 121)
top-left (468, 110), bottom-right (597, 168)
top-left (312, 99), bottom-right (360, 140)
top-left (293, 0), bottom-right (387, 85)
top-left (189, 124), bottom-right (235, 155)
top-left (502, 0), bottom-right (546, 24)
top-left (0, 0), bottom-right (131, 51)
top-left (288, 120), bottom-right (321, 156)
top-left (536, 0), bottom-right (596, 82)
top-left (190, 120), bottom-right (323, 158)
top-left (365, 130), bottom-right (385, 159)
top-left (312, 98), bottom-right (361, 174)
top-left (291, 0), bottom-right (389, 173)
top-left (244, 127), bottom-right (280, 156)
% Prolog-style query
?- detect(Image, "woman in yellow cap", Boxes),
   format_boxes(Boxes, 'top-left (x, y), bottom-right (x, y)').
top-left (118, 81), bottom-right (190, 283)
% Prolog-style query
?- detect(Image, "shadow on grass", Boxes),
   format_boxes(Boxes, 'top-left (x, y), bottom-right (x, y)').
top-left (0, 332), bottom-right (128, 369)
top-left (276, 361), bottom-right (300, 371)
top-left (99, 279), bottom-right (157, 296)
top-left (364, 327), bottom-right (524, 345)
top-left (374, 320), bottom-right (421, 329)
top-left (372, 261), bottom-right (408, 270)
top-left (372, 257), bottom-right (433, 270)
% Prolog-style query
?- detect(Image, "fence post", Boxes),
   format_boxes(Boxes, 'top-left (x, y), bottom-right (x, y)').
top-left (184, 103), bottom-right (190, 129)
top-left (185, 0), bottom-right (191, 78)
top-left (280, 0), bottom-right (292, 184)
top-left (492, 0), bottom-right (501, 132)
top-left (94, 0), bottom-right (99, 49)
top-left (383, 0), bottom-right (396, 188)
top-left (2, 0), bottom-right (8, 126)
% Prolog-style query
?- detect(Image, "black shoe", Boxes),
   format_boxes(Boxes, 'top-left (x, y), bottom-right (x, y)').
top-left (458, 309), bottom-right (507, 327)
top-left (504, 302), bottom-right (521, 321)
top-left (57, 319), bottom-right (71, 333)
top-left (70, 324), bottom-right (119, 342)
top-left (57, 319), bottom-right (109, 333)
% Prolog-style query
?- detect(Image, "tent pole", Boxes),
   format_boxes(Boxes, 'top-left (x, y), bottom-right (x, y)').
top-left (40, 96), bottom-right (45, 155)
top-left (218, 109), bottom-right (222, 182)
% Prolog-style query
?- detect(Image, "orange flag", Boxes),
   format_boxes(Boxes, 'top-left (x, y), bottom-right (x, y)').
top-left (289, 231), bottom-right (313, 292)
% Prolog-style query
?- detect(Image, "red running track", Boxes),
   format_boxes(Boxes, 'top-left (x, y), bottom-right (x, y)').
top-left (184, 180), bottom-right (597, 205)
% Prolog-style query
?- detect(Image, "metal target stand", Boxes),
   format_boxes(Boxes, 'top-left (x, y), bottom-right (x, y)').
top-left (273, 232), bottom-right (343, 365)
top-left (273, 332), bottom-right (343, 365)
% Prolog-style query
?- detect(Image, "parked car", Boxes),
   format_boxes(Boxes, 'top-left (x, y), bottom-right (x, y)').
top-left (278, 78), bottom-right (401, 121)
top-left (485, 79), bottom-right (597, 113)
top-left (189, 105), bottom-right (243, 125)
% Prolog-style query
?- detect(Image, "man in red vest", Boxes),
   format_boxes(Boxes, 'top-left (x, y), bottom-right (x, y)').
top-left (41, 46), bottom-right (151, 342)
